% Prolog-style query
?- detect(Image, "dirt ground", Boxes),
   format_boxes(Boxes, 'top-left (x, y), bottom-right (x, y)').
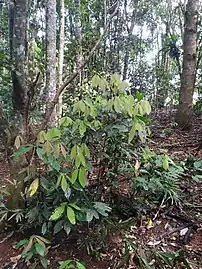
top-left (1, 110), bottom-right (202, 269)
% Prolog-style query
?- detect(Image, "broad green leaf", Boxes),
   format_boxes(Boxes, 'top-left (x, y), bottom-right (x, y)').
top-left (59, 260), bottom-right (72, 269)
top-left (37, 131), bottom-right (47, 144)
top-left (29, 178), bottom-right (39, 196)
top-left (140, 100), bottom-right (151, 114)
top-left (70, 145), bottom-right (77, 160)
top-left (67, 206), bottom-right (76, 225)
top-left (71, 169), bottom-right (78, 184)
top-left (76, 261), bottom-right (86, 269)
top-left (50, 205), bottom-right (65, 221)
top-left (12, 144), bottom-right (33, 157)
top-left (82, 144), bottom-right (90, 159)
top-left (136, 91), bottom-right (144, 101)
top-left (35, 243), bottom-right (45, 256)
top-left (41, 223), bottom-right (47, 235)
top-left (114, 96), bottom-right (122, 113)
top-left (162, 156), bottom-right (169, 171)
top-left (78, 100), bottom-right (86, 112)
top-left (92, 74), bottom-right (100, 88)
top-left (78, 147), bottom-right (86, 166)
top-left (128, 125), bottom-right (136, 143)
top-left (69, 203), bottom-right (81, 211)
top-left (194, 161), bottom-right (202, 169)
top-left (40, 256), bottom-right (47, 268)
top-left (43, 141), bottom-right (52, 155)
top-left (79, 167), bottom-right (87, 187)
top-left (60, 117), bottom-right (73, 127)
top-left (61, 176), bottom-right (68, 193)
top-left (79, 122), bottom-right (86, 136)
top-left (53, 220), bottom-right (64, 234)
top-left (47, 128), bottom-right (61, 139)
top-left (56, 174), bottom-right (62, 188)
top-left (75, 155), bottom-right (81, 168)
top-left (54, 144), bottom-right (60, 159)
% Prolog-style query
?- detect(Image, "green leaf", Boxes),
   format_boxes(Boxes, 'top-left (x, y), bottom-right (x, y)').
top-left (71, 169), bottom-right (78, 184)
top-left (69, 203), bottom-right (81, 211)
top-left (75, 155), bottom-right (81, 168)
top-left (76, 261), bottom-right (86, 269)
top-left (162, 156), bottom-right (169, 171)
top-left (82, 144), bottom-right (90, 159)
top-left (114, 96), bottom-right (122, 113)
top-left (61, 176), bottom-right (68, 193)
top-left (41, 223), bottom-right (47, 235)
top-left (79, 122), bottom-right (86, 136)
top-left (60, 117), bottom-right (73, 127)
top-left (140, 100), bottom-right (151, 114)
top-left (136, 91), bottom-right (144, 101)
top-left (70, 145), bottom-right (77, 160)
top-left (16, 239), bottom-right (29, 249)
top-left (29, 178), bottom-right (39, 197)
top-left (128, 125), bottom-right (136, 143)
top-left (92, 74), bottom-right (100, 88)
top-left (40, 256), bottom-right (47, 268)
top-left (56, 174), bottom-right (62, 188)
top-left (194, 161), bottom-right (202, 169)
top-left (53, 220), bottom-right (64, 234)
top-left (12, 144), bottom-right (33, 157)
top-left (47, 128), bottom-right (61, 139)
top-left (79, 167), bottom-right (87, 188)
top-left (59, 260), bottom-right (72, 269)
top-left (67, 206), bottom-right (76, 225)
top-left (50, 205), bottom-right (65, 221)
top-left (78, 147), bottom-right (86, 166)
top-left (35, 243), bottom-right (45, 256)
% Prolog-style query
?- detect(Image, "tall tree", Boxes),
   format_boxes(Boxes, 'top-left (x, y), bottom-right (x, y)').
top-left (57, 0), bottom-right (65, 117)
top-left (45, 0), bottom-right (57, 126)
top-left (176, 0), bottom-right (199, 129)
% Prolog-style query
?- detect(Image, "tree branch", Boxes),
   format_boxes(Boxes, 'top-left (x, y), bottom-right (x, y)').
top-left (40, 0), bottom-right (120, 130)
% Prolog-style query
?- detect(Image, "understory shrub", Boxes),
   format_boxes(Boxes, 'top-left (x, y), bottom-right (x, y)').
top-left (1, 74), bottom-right (151, 234)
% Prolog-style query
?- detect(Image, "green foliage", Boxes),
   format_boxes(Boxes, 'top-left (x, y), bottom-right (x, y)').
top-left (59, 259), bottom-right (86, 269)
top-left (7, 74), bottom-right (150, 236)
top-left (132, 148), bottom-right (184, 204)
top-left (182, 156), bottom-right (202, 182)
top-left (16, 235), bottom-right (50, 268)
top-left (193, 98), bottom-right (202, 114)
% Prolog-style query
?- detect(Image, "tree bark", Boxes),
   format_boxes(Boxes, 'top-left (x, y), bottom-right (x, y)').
top-left (45, 0), bottom-right (57, 126)
top-left (57, 0), bottom-right (65, 118)
top-left (175, 0), bottom-right (199, 129)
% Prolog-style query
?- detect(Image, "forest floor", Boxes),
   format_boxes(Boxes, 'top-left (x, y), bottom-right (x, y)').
top-left (1, 109), bottom-right (202, 269)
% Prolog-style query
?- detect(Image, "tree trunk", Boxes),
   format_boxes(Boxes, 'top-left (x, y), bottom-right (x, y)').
top-left (74, 0), bottom-right (83, 84)
top-left (57, 0), bottom-right (65, 118)
top-left (175, 0), bottom-right (199, 129)
top-left (45, 0), bottom-right (57, 126)
top-left (5, 0), bottom-right (29, 210)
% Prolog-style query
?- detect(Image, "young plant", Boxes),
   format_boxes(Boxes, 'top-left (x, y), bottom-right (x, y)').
top-left (59, 259), bottom-right (86, 269)
top-left (16, 235), bottom-right (50, 268)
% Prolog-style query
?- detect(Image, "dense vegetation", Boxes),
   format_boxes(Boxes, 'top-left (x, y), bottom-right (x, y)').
top-left (0, 0), bottom-right (202, 268)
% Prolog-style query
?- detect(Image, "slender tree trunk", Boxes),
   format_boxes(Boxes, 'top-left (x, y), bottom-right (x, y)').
top-left (6, 0), bottom-right (29, 209)
top-left (45, 0), bottom-right (57, 126)
top-left (74, 0), bottom-right (83, 84)
top-left (57, 0), bottom-right (65, 118)
top-left (123, 0), bottom-right (136, 80)
top-left (176, 0), bottom-right (199, 129)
